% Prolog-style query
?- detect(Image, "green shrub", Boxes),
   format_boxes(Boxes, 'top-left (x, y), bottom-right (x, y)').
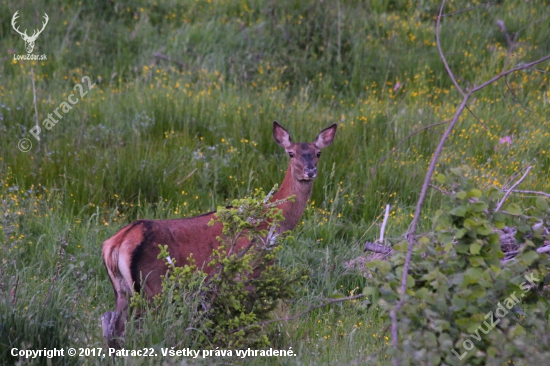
top-left (364, 166), bottom-right (550, 365)
top-left (129, 186), bottom-right (307, 349)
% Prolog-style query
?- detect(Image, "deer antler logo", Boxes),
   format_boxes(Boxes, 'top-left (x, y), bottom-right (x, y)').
top-left (11, 11), bottom-right (49, 54)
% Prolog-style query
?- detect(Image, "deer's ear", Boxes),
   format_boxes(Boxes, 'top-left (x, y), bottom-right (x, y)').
top-left (314, 124), bottom-right (337, 149)
top-left (273, 121), bottom-right (292, 149)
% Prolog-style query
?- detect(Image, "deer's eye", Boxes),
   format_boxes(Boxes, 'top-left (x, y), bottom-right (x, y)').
top-left (316, 151), bottom-right (321, 158)
top-left (288, 152), bottom-right (295, 158)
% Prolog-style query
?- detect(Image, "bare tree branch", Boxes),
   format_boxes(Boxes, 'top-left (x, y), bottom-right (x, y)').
top-left (379, 205), bottom-right (390, 243)
top-left (153, 52), bottom-right (186, 69)
top-left (464, 105), bottom-right (489, 131)
top-left (511, 190), bottom-right (550, 199)
top-left (364, 242), bottom-right (392, 255)
top-left (429, 184), bottom-right (453, 195)
top-left (441, 1), bottom-right (497, 17)
top-left (496, 20), bottom-right (513, 50)
top-left (436, 0), bottom-right (465, 96)
top-left (31, 69), bottom-right (39, 146)
top-left (471, 54), bottom-right (550, 93)
top-left (504, 75), bottom-right (532, 113)
top-left (391, 92), bottom-right (471, 364)
top-left (495, 166), bottom-right (532, 212)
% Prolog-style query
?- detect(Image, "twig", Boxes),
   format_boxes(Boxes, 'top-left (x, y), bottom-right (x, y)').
top-left (441, 1), bottom-right (497, 17)
top-left (471, 54), bottom-right (550, 93)
top-left (176, 168), bottom-right (197, 186)
top-left (512, 190), bottom-right (550, 199)
top-left (504, 75), bottom-right (532, 113)
top-left (496, 20), bottom-right (513, 50)
top-left (501, 163), bottom-right (532, 191)
top-left (10, 275), bottom-right (19, 306)
top-left (60, 7), bottom-right (82, 54)
top-left (31, 69), bottom-right (39, 139)
top-left (230, 294), bottom-right (367, 333)
top-left (364, 242), bottom-right (392, 255)
top-left (429, 184), bottom-right (453, 195)
top-left (337, 0), bottom-right (342, 64)
top-left (495, 166), bottom-right (532, 212)
top-left (153, 52), bottom-right (186, 69)
top-left (240, 22), bottom-right (249, 43)
top-left (464, 105), bottom-right (489, 131)
top-left (379, 205), bottom-right (390, 243)
top-left (391, 92), bottom-right (471, 363)
top-left (436, 0), bottom-right (464, 96)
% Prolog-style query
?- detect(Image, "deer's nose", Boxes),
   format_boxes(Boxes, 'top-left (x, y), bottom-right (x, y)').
top-left (304, 167), bottom-right (317, 178)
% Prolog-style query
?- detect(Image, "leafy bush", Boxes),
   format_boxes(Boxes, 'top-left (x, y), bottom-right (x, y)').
top-left (364, 166), bottom-right (550, 365)
top-left (129, 186), bottom-right (307, 349)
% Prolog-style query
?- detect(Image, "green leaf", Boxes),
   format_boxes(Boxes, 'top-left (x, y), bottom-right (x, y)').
top-left (470, 242), bottom-right (482, 255)
top-left (464, 218), bottom-right (478, 229)
top-left (418, 236), bottom-right (430, 245)
top-left (535, 197), bottom-right (549, 211)
top-left (476, 223), bottom-right (493, 236)
top-left (455, 317), bottom-right (475, 328)
top-left (450, 167), bottom-right (462, 176)
top-left (450, 205), bottom-right (467, 217)
top-left (436, 173), bottom-right (446, 184)
top-left (468, 189), bottom-right (482, 198)
top-left (472, 202), bottom-right (488, 212)
top-left (451, 296), bottom-right (467, 310)
top-left (504, 203), bottom-right (522, 215)
top-left (455, 228), bottom-right (467, 239)
top-left (407, 275), bottom-right (415, 288)
top-left (363, 286), bottom-right (379, 297)
top-left (494, 221), bottom-right (505, 229)
top-left (464, 267), bottom-right (483, 284)
top-left (493, 212), bottom-right (505, 222)
top-left (518, 250), bottom-right (539, 265)
top-left (456, 190), bottom-right (467, 200)
top-left (509, 325), bottom-right (526, 338)
top-left (469, 256), bottom-right (486, 267)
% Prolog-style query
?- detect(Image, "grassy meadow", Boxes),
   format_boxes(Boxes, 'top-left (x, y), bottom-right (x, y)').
top-left (1, 0), bottom-right (550, 364)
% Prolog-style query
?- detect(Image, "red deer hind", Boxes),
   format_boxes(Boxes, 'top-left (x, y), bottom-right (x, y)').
top-left (101, 121), bottom-right (337, 347)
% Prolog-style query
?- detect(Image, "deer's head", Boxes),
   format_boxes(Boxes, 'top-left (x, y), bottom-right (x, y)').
top-left (11, 11), bottom-right (49, 54)
top-left (273, 121), bottom-right (337, 182)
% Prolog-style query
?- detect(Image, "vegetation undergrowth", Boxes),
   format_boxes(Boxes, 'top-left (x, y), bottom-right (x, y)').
top-left (129, 187), bottom-right (307, 350)
top-left (365, 166), bottom-right (550, 365)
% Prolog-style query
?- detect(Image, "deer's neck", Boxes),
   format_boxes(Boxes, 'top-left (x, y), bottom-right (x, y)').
top-left (272, 167), bottom-right (313, 232)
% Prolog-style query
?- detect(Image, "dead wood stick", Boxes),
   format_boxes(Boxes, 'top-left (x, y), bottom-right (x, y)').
top-left (364, 242), bottom-right (392, 255)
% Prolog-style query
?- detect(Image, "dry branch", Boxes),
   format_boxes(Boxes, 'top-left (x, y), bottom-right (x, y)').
top-left (364, 242), bottom-right (392, 255)
top-left (154, 52), bottom-right (186, 69)
top-left (379, 205), bottom-right (390, 243)
top-left (512, 190), bottom-right (550, 199)
top-left (495, 166), bottom-right (532, 212)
